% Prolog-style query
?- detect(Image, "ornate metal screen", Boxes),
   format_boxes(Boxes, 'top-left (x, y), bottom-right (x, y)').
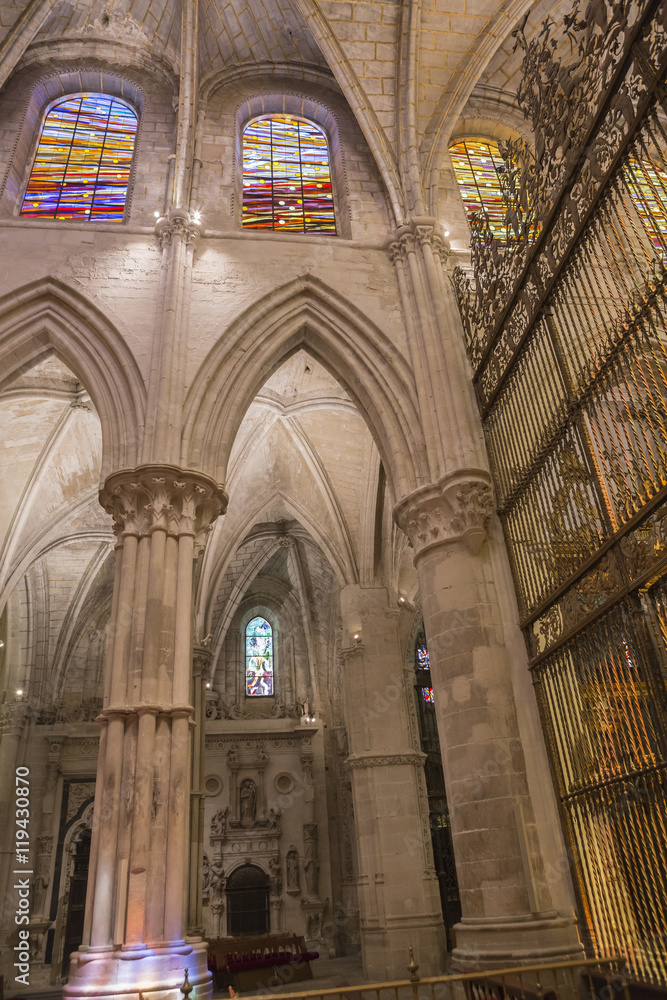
top-left (454, 0), bottom-right (667, 983)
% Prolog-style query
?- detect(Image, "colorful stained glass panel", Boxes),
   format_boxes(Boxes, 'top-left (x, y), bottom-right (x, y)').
top-left (246, 616), bottom-right (274, 697)
top-left (449, 138), bottom-right (507, 243)
top-left (624, 154), bottom-right (667, 253)
top-left (242, 115), bottom-right (336, 234)
top-left (21, 94), bottom-right (138, 221)
top-left (416, 645), bottom-right (429, 669)
top-left (422, 687), bottom-right (435, 704)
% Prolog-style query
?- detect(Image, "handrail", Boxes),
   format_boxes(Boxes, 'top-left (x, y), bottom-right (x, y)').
top-left (240, 955), bottom-right (627, 1000)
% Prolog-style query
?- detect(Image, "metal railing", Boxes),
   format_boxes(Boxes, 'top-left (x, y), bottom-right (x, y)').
top-left (452, 0), bottom-right (667, 982)
top-left (233, 956), bottom-right (629, 1000)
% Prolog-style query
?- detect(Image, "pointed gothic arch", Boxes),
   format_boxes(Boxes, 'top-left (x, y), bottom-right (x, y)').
top-left (182, 275), bottom-right (428, 503)
top-left (0, 277), bottom-right (146, 478)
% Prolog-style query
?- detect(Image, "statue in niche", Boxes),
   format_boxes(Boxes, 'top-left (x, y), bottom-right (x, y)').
top-left (303, 824), bottom-right (319, 897)
top-left (209, 857), bottom-right (225, 901)
top-left (240, 778), bottom-right (256, 825)
top-left (269, 855), bottom-right (283, 896)
top-left (202, 854), bottom-right (210, 897)
top-left (286, 848), bottom-right (300, 892)
top-left (211, 807), bottom-right (228, 838)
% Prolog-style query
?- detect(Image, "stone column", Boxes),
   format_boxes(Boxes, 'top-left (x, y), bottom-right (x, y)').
top-left (395, 480), bottom-right (582, 967)
top-left (340, 585), bottom-right (446, 979)
top-left (64, 466), bottom-right (226, 1000)
top-left (188, 646), bottom-right (210, 936)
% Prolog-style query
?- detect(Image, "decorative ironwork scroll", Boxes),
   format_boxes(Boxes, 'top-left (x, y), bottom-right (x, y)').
top-left (454, 0), bottom-right (667, 983)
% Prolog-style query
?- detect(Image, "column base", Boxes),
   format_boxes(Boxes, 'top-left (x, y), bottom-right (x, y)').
top-left (361, 914), bottom-right (447, 980)
top-left (451, 912), bottom-right (584, 970)
top-left (64, 939), bottom-right (211, 1000)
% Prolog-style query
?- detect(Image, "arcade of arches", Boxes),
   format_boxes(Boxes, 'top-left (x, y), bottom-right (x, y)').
top-left (1, 0), bottom-right (667, 995)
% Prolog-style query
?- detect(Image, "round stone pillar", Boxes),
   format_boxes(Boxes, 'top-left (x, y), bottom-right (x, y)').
top-left (64, 465), bottom-right (227, 1000)
top-left (395, 473), bottom-right (583, 968)
top-left (340, 585), bottom-right (447, 979)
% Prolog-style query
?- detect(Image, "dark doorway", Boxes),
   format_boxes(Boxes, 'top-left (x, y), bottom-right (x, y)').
top-left (226, 864), bottom-right (270, 936)
top-left (62, 828), bottom-right (91, 979)
top-left (413, 627), bottom-right (462, 949)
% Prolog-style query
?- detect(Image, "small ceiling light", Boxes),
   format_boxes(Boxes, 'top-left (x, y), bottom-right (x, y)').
top-left (16, 689), bottom-right (23, 696)
top-left (154, 211), bottom-right (160, 218)
top-left (353, 633), bottom-right (359, 639)
top-left (193, 210), bottom-right (201, 221)
top-left (399, 597), bottom-right (405, 602)
top-left (0, 640), bottom-right (4, 647)
top-left (444, 230), bottom-right (450, 237)
top-left (205, 682), bottom-right (211, 689)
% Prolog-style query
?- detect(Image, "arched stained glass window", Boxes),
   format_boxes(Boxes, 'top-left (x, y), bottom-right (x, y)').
top-left (245, 616), bottom-right (274, 697)
top-left (21, 94), bottom-right (138, 221)
top-left (449, 138), bottom-right (506, 243)
top-left (242, 115), bottom-right (336, 234)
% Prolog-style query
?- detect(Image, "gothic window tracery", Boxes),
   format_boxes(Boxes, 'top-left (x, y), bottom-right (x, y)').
top-left (21, 93), bottom-right (138, 221)
top-left (242, 114), bottom-right (336, 234)
top-left (245, 616), bottom-right (274, 696)
top-left (449, 138), bottom-right (507, 243)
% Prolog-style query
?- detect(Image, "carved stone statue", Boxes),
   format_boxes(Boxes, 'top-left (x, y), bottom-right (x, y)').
top-left (303, 823), bottom-right (319, 897)
top-left (209, 857), bottom-right (225, 902)
top-left (211, 807), bottom-right (228, 838)
top-left (240, 778), bottom-right (256, 825)
top-left (202, 853), bottom-right (210, 897)
top-left (286, 847), bottom-right (300, 892)
top-left (268, 855), bottom-right (283, 896)
top-left (268, 806), bottom-right (281, 832)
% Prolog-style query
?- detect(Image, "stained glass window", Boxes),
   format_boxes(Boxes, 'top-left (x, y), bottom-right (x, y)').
top-left (422, 687), bottom-right (435, 704)
top-left (624, 154), bottom-right (667, 252)
top-left (246, 617), bottom-right (274, 697)
top-left (21, 94), bottom-right (138, 221)
top-left (416, 645), bottom-right (429, 670)
top-left (449, 138), bottom-right (507, 243)
top-left (242, 115), bottom-right (336, 234)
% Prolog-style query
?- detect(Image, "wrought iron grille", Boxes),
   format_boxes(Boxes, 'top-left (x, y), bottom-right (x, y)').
top-left (454, 0), bottom-right (667, 983)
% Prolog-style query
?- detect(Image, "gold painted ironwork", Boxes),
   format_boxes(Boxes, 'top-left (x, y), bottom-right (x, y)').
top-left (239, 957), bottom-right (627, 1000)
top-left (454, 0), bottom-right (667, 984)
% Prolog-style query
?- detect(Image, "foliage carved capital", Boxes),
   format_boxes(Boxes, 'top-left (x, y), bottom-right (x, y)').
top-left (100, 464), bottom-right (228, 551)
top-left (394, 470), bottom-right (495, 558)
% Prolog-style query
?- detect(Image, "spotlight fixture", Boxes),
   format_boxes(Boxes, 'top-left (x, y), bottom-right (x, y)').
top-left (16, 689), bottom-right (23, 696)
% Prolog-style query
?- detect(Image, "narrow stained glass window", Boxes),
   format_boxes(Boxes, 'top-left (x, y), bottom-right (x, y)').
top-left (21, 93), bottom-right (138, 221)
top-left (422, 687), bottom-right (435, 704)
top-left (624, 154), bottom-right (667, 252)
top-left (246, 617), bottom-right (274, 697)
top-left (416, 645), bottom-right (429, 670)
top-left (449, 138), bottom-right (506, 243)
top-left (242, 115), bottom-right (336, 234)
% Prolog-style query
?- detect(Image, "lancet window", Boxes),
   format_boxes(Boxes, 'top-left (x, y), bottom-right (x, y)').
top-left (21, 93), bottom-right (138, 221)
top-left (245, 616), bottom-right (274, 697)
top-left (449, 138), bottom-right (507, 243)
top-left (242, 115), bottom-right (336, 234)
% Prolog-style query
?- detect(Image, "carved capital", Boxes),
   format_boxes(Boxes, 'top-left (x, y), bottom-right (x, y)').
top-left (0, 701), bottom-right (30, 737)
top-left (388, 219), bottom-right (450, 265)
top-left (394, 471), bottom-right (494, 558)
top-left (100, 464), bottom-right (227, 551)
top-left (155, 210), bottom-right (203, 249)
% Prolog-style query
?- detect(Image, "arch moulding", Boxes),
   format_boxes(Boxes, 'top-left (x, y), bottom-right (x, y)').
top-left (0, 277), bottom-right (146, 479)
top-left (182, 274), bottom-right (428, 505)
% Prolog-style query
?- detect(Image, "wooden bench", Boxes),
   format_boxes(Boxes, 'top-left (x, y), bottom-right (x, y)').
top-left (207, 933), bottom-right (319, 992)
